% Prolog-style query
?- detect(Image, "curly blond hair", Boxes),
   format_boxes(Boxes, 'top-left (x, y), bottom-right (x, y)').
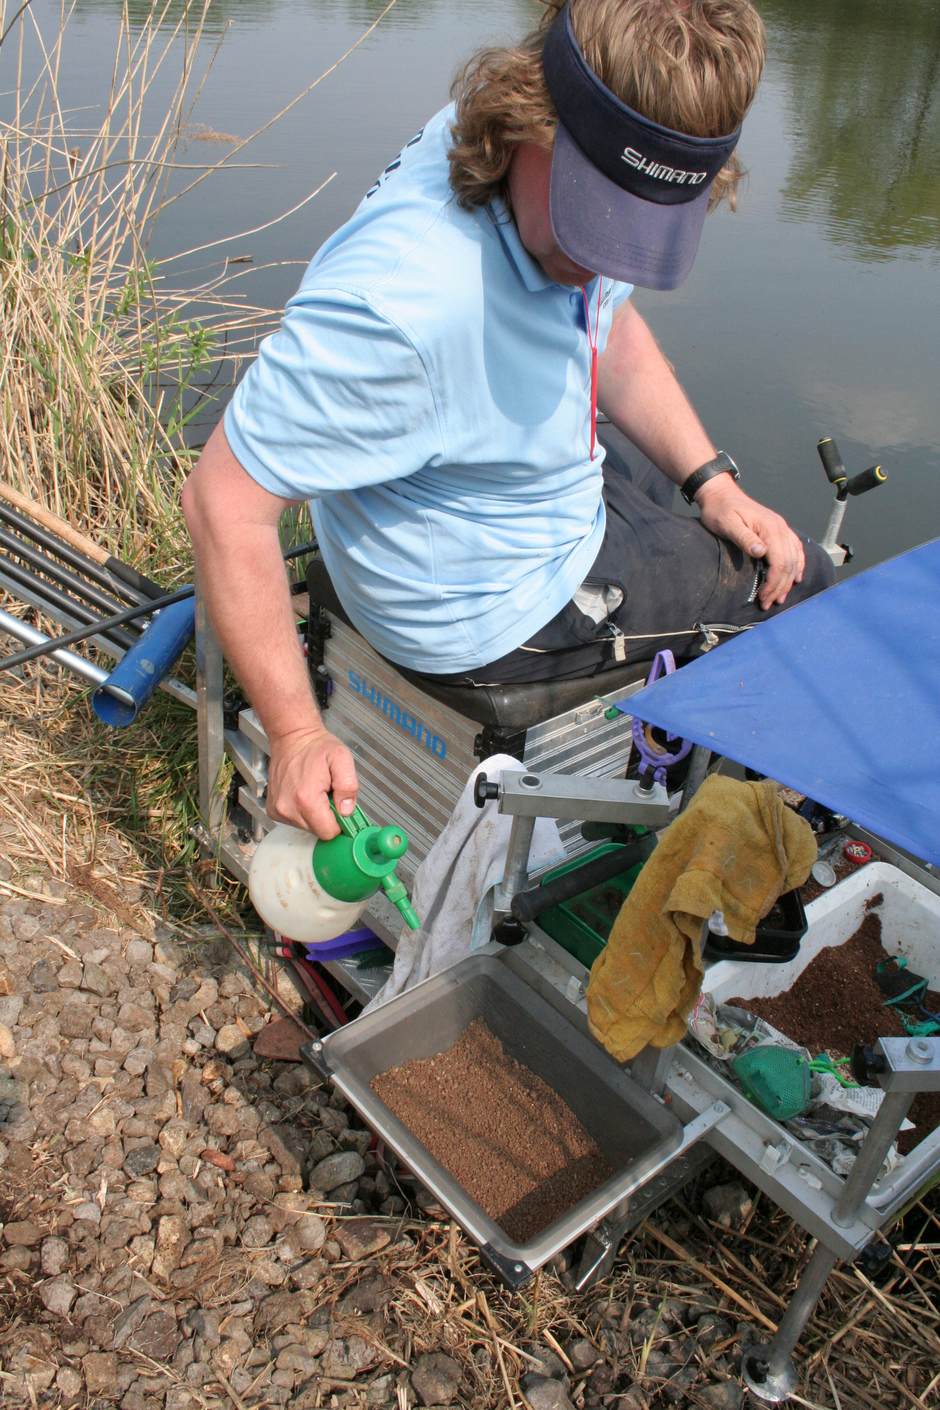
top-left (448, 0), bottom-right (765, 212)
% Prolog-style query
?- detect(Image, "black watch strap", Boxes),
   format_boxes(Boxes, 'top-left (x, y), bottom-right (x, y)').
top-left (680, 452), bottom-right (740, 506)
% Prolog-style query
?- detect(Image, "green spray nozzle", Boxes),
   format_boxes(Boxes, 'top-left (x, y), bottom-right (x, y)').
top-left (317, 799), bottom-right (421, 930)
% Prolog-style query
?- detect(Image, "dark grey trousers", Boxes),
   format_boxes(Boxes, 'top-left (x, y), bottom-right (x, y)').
top-left (440, 425), bottom-right (836, 685)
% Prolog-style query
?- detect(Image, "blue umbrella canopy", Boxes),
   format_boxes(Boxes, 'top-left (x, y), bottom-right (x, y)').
top-left (619, 540), bottom-right (940, 866)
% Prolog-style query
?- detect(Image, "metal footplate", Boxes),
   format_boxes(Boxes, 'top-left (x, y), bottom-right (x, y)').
top-left (572, 1103), bottom-right (726, 1291)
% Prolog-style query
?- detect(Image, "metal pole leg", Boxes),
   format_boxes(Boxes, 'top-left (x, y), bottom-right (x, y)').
top-left (195, 590), bottom-right (227, 840)
top-left (832, 1089), bottom-right (914, 1226)
top-left (491, 814), bottom-right (536, 917)
top-left (678, 743), bottom-right (710, 812)
top-left (742, 1242), bottom-right (840, 1404)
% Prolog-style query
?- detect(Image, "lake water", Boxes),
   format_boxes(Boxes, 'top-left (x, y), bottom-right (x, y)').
top-left (12, 0), bottom-right (940, 573)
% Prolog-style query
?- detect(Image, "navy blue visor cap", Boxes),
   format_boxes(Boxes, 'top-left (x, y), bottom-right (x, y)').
top-left (542, 4), bottom-right (741, 289)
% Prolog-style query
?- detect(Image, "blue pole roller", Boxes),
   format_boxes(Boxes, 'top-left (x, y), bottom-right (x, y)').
top-left (92, 594), bottom-right (195, 727)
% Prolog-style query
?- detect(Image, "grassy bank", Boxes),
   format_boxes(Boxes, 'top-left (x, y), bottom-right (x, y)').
top-left (0, 0), bottom-right (276, 914)
top-left (0, 0), bottom-right (273, 570)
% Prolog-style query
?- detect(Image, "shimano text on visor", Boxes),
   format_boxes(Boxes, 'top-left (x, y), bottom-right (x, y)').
top-left (542, 6), bottom-right (740, 206)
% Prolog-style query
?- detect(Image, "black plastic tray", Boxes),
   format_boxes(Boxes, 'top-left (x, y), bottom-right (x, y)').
top-left (703, 887), bottom-right (808, 964)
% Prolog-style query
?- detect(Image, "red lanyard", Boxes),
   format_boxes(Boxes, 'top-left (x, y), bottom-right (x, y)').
top-left (581, 278), bottom-right (603, 460)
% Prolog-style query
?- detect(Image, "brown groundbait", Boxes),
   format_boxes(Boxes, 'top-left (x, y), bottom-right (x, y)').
top-left (371, 1019), bottom-right (613, 1243)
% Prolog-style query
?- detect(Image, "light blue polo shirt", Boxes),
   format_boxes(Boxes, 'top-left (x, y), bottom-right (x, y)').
top-left (224, 106), bottom-right (633, 673)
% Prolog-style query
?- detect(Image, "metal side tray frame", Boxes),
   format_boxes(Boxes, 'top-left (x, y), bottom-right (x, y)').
top-left (301, 943), bottom-right (725, 1287)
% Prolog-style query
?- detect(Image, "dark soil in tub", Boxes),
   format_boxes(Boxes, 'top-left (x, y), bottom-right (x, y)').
top-left (729, 901), bottom-right (940, 1151)
top-left (370, 1018), bottom-right (614, 1243)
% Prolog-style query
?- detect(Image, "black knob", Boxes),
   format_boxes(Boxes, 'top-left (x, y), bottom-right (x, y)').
top-left (851, 1043), bottom-right (887, 1086)
top-left (474, 773), bottom-right (500, 809)
top-left (491, 916), bottom-right (526, 947)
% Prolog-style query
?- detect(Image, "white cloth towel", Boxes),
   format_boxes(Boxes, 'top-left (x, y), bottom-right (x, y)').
top-left (364, 755), bottom-right (564, 1011)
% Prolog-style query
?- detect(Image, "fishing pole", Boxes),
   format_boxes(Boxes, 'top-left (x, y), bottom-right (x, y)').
top-left (0, 540), bottom-right (318, 674)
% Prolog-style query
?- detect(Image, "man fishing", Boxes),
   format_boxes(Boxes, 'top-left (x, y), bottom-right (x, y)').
top-left (183, 0), bottom-right (834, 839)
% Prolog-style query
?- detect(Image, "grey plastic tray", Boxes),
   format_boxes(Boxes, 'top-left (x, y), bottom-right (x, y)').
top-left (303, 949), bottom-right (681, 1283)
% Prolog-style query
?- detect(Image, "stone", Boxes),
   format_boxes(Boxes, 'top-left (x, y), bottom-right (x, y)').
top-left (41, 1236), bottom-right (70, 1276)
top-left (255, 1291), bottom-right (316, 1335)
top-left (82, 961), bottom-right (113, 996)
top-left (334, 1218), bottom-right (391, 1261)
top-left (0, 1023), bottom-right (14, 1059)
top-left (295, 1213), bottom-right (327, 1252)
top-left (260, 1122), bottom-right (306, 1177)
top-left (158, 1121), bottom-right (192, 1159)
top-left (693, 1313), bottom-right (731, 1351)
top-left (701, 1182), bottom-right (754, 1230)
top-left (124, 1047), bottom-right (154, 1077)
top-left (339, 1127), bottom-right (372, 1157)
top-left (309, 1150), bottom-right (365, 1191)
top-left (338, 1274), bottom-right (391, 1315)
top-left (288, 1257), bottom-right (329, 1291)
top-left (152, 1215), bottom-right (187, 1279)
top-left (39, 1276), bottom-right (77, 1316)
top-left (215, 1023), bottom-right (249, 1057)
top-left (0, 994), bottom-right (23, 1026)
top-left (319, 1333), bottom-right (377, 1379)
top-left (241, 1214), bottom-right (274, 1248)
top-left (328, 1179), bottom-right (359, 1203)
top-left (126, 940), bottom-right (153, 967)
top-left (696, 1383), bottom-right (744, 1410)
top-left (28, 957), bottom-right (58, 991)
top-left (612, 1391), bottom-right (648, 1410)
top-left (130, 1309), bottom-right (179, 1360)
top-left (112, 1296), bottom-right (153, 1348)
top-left (83, 1352), bottom-right (119, 1396)
top-left (524, 1346), bottom-right (570, 1383)
top-left (60, 1003), bottom-right (96, 1038)
top-left (101, 1216), bottom-right (139, 1248)
top-left (411, 1352), bottom-right (462, 1407)
top-left (568, 1338), bottom-right (599, 1370)
top-left (88, 1107), bottom-right (117, 1137)
top-left (124, 1143), bottom-right (161, 1177)
top-left (116, 1002), bottom-right (152, 1031)
top-left (3, 1219), bottom-right (43, 1246)
top-left (0, 1245), bottom-right (33, 1271)
top-left (521, 1374), bottom-right (576, 1410)
top-left (73, 1201), bottom-right (102, 1224)
top-left (58, 960), bottom-right (84, 989)
top-left (205, 1103), bottom-right (241, 1137)
top-left (661, 1365), bottom-right (699, 1404)
top-left (183, 1308), bottom-right (221, 1346)
top-left (56, 1366), bottom-right (84, 1396)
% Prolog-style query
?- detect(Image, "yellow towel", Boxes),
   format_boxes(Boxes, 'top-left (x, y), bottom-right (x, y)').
top-left (586, 774), bottom-right (817, 1062)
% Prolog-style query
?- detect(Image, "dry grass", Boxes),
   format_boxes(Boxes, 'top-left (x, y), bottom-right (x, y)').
top-left (0, 0), bottom-right (282, 578)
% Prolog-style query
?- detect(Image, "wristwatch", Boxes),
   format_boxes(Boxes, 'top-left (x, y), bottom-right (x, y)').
top-left (680, 451), bottom-right (740, 506)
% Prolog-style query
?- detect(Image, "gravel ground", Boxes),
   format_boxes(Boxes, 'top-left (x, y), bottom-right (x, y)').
top-left (1, 842), bottom-right (936, 1410)
top-left (0, 846), bottom-right (754, 1410)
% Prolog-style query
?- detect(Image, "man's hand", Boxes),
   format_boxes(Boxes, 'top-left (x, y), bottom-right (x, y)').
top-left (695, 478), bottom-right (806, 610)
top-left (266, 726), bottom-right (359, 838)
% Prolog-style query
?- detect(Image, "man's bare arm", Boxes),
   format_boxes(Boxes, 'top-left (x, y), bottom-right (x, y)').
top-left (597, 301), bottom-right (804, 608)
top-left (181, 423), bottom-right (357, 837)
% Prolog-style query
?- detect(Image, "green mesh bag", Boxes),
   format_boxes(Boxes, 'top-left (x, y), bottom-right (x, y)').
top-left (731, 1045), bottom-right (812, 1121)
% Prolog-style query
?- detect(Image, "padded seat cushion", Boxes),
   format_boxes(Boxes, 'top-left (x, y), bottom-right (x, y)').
top-left (305, 558), bottom-right (648, 731)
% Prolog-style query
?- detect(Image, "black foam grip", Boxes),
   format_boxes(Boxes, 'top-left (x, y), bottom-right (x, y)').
top-left (510, 836), bottom-right (653, 922)
top-left (817, 437), bottom-right (846, 484)
top-left (847, 465), bottom-right (886, 497)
